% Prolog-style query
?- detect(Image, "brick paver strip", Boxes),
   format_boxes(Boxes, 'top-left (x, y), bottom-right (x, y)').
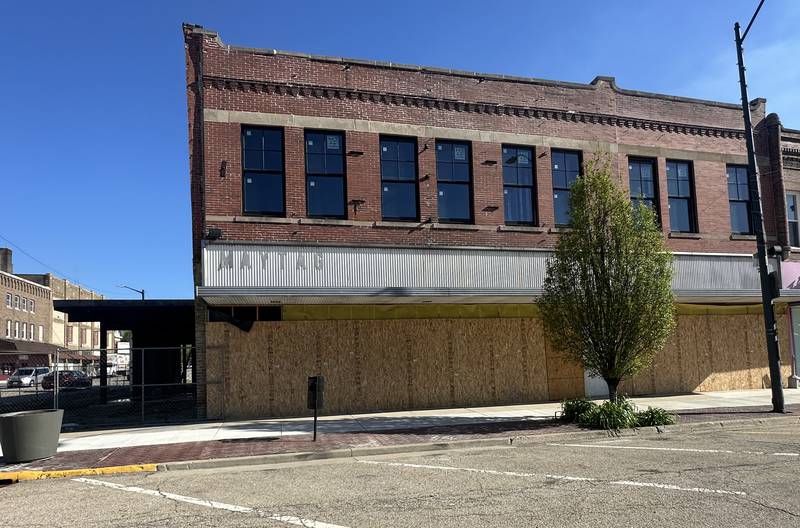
top-left (1, 404), bottom-right (796, 472)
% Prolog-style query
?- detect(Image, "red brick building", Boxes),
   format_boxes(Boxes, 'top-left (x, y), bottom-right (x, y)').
top-left (184, 24), bottom-right (799, 420)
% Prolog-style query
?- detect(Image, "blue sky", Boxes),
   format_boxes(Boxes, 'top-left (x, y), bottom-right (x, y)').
top-left (1, 0), bottom-right (798, 299)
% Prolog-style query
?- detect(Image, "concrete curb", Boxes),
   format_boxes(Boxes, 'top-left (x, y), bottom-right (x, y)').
top-left (0, 464), bottom-right (158, 485)
top-left (155, 414), bottom-right (800, 472)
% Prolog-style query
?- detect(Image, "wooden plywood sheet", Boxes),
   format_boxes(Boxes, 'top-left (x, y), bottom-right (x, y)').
top-left (358, 320), bottom-right (411, 412)
top-left (451, 319), bottom-right (495, 407)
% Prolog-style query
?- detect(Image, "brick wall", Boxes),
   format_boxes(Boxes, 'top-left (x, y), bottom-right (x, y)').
top-left (185, 25), bottom-right (779, 259)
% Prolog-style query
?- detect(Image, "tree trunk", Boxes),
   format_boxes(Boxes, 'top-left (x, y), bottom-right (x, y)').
top-left (606, 378), bottom-right (620, 403)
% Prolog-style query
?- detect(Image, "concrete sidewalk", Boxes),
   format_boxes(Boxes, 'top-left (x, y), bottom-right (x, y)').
top-left (3, 389), bottom-right (796, 457)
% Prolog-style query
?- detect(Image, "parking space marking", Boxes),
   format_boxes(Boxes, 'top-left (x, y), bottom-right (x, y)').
top-left (73, 478), bottom-right (350, 528)
top-left (358, 460), bottom-right (746, 496)
top-left (547, 443), bottom-right (799, 457)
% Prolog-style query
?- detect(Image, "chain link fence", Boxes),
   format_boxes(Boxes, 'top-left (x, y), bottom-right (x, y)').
top-left (0, 346), bottom-right (199, 429)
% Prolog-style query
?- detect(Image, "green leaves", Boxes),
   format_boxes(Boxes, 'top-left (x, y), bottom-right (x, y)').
top-left (539, 155), bottom-right (676, 400)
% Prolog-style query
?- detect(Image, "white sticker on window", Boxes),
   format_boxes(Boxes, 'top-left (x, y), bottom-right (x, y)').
top-left (326, 135), bottom-right (340, 150)
top-left (439, 191), bottom-right (444, 196)
top-left (437, 144), bottom-right (442, 150)
top-left (554, 164), bottom-right (559, 169)
top-left (504, 189), bottom-right (508, 194)
top-left (308, 140), bottom-right (314, 146)
top-left (310, 181), bottom-right (316, 187)
top-left (383, 186), bottom-right (389, 192)
top-left (503, 148), bottom-right (508, 154)
top-left (554, 193), bottom-right (559, 198)
top-left (382, 146), bottom-right (388, 152)
top-left (454, 146), bottom-right (466, 161)
top-left (246, 130), bottom-right (252, 136)
top-left (246, 178), bottom-right (252, 184)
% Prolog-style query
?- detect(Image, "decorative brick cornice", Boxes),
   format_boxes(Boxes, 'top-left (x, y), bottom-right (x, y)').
top-left (203, 75), bottom-right (746, 140)
top-left (784, 147), bottom-right (800, 170)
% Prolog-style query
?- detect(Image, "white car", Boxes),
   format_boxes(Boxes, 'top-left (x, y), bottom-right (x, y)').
top-left (6, 367), bottom-right (50, 388)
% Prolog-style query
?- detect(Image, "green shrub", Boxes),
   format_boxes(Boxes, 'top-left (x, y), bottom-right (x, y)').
top-left (579, 398), bottom-right (638, 431)
top-left (636, 406), bottom-right (676, 427)
top-left (560, 398), bottom-right (596, 422)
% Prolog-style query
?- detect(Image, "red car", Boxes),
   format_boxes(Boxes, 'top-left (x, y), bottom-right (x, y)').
top-left (41, 370), bottom-right (92, 390)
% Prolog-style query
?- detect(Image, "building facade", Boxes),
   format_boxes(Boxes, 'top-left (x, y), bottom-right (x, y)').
top-left (19, 274), bottom-right (106, 351)
top-left (0, 248), bottom-right (55, 374)
top-left (184, 25), bottom-right (798, 419)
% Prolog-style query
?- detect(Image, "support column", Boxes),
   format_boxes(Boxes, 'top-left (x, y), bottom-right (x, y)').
top-left (99, 324), bottom-right (108, 404)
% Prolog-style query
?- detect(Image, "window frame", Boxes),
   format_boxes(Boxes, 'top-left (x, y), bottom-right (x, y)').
top-left (379, 135), bottom-right (420, 222)
top-left (304, 130), bottom-right (348, 219)
top-left (666, 159), bottom-right (699, 234)
top-left (787, 193), bottom-right (800, 248)
top-left (551, 148), bottom-right (583, 227)
top-left (628, 157), bottom-right (661, 222)
top-left (241, 125), bottom-right (286, 217)
top-left (435, 139), bottom-right (474, 224)
top-left (501, 144), bottom-right (538, 226)
top-left (727, 164), bottom-right (752, 235)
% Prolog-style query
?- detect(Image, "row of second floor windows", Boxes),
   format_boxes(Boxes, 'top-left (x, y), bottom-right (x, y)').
top-left (65, 326), bottom-right (99, 347)
top-left (4, 319), bottom-right (44, 342)
top-left (4, 292), bottom-right (35, 313)
top-left (239, 126), bottom-right (754, 234)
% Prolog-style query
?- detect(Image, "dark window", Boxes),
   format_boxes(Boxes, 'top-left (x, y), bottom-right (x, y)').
top-left (629, 158), bottom-right (659, 216)
top-left (257, 306), bottom-right (282, 321)
top-left (436, 141), bottom-right (472, 223)
top-left (727, 165), bottom-right (752, 235)
top-left (305, 131), bottom-right (346, 218)
top-left (551, 150), bottom-right (581, 226)
top-left (788, 194), bottom-right (800, 247)
top-left (232, 307), bottom-right (257, 322)
top-left (242, 127), bottom-right (285, 215)
top-left (208, 307), bottom-right (233, 322)
top-left (503, 146), bottom-right (536, 225)
top-left (380, 137), bottom-right (419, 221)
top-left (666, 160), bottom-right (697, 233)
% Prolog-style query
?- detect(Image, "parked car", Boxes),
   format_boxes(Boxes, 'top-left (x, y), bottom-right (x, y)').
top-left (6, 367), bottom-right (50, 388)
top-left (41, 370), bottom-right (92, 390)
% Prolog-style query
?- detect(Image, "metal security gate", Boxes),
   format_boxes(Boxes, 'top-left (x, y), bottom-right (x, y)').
top-left (0, 346), bottom-right (200, 430)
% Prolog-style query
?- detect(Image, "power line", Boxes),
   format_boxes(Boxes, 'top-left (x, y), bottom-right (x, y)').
top-left (0, 233), bottom-right (113, 296)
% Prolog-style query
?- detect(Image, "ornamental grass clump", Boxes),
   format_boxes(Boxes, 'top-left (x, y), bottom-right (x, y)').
top-left (579, 398), bottom-right (638, 431)
top-left (636, 406), bottom-right (677, 427)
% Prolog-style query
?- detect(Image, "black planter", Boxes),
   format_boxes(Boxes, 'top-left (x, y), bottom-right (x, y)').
top-left (0, 409), bottom-right (64, 463)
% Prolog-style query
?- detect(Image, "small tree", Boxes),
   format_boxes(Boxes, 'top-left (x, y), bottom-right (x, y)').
top-left (538, 156), bottom-right (675, 402)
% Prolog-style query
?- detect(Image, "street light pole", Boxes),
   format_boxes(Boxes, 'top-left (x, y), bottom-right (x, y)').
top-left (734, 0), bottom-right (784, 413)
top-left (118, 285), bottom-right (145, 300)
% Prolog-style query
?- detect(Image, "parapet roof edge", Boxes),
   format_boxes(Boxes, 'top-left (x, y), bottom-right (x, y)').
top-left (184, 23), bottom-right (750, 113)
top-left (0, 270), bottom-right (52, 291)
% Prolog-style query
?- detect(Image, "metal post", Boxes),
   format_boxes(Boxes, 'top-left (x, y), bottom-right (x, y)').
top-left (141, 348), bottom-right (145, 423)
top-left (313, 406), bottom-right (318, 442)
top-left (99, 324), bottom-right (108, 404)
top-left (735, 18), bottom-right (784, 412)
top-left (54, 349), bottom-right (59, 410)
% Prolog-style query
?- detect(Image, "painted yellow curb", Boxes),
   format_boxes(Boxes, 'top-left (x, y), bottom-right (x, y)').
top-left (0, 464), bottom-right (157, 483)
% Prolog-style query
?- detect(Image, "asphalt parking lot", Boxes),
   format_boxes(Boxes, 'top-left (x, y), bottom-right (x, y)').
top-left (2, 419), bottom-right (798, 527)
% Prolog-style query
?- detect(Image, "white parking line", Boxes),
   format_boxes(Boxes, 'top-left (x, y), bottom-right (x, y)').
top-left (73, 478), bottom-right (350, 528)
top-left (358, 460), bottom-right (746, 496)
top-left (547, 442), bottom-right (799, 457)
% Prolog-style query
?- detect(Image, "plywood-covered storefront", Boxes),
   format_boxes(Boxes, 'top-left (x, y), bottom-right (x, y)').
top-left (204, 304), bottom-right (793, 419)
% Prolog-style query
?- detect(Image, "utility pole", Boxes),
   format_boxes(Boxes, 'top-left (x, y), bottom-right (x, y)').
top-left (734, 0), bottom-right (784, 412)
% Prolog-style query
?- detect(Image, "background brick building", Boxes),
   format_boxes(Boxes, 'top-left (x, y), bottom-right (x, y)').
top-left (184, 24), bottom-right (798, 419)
